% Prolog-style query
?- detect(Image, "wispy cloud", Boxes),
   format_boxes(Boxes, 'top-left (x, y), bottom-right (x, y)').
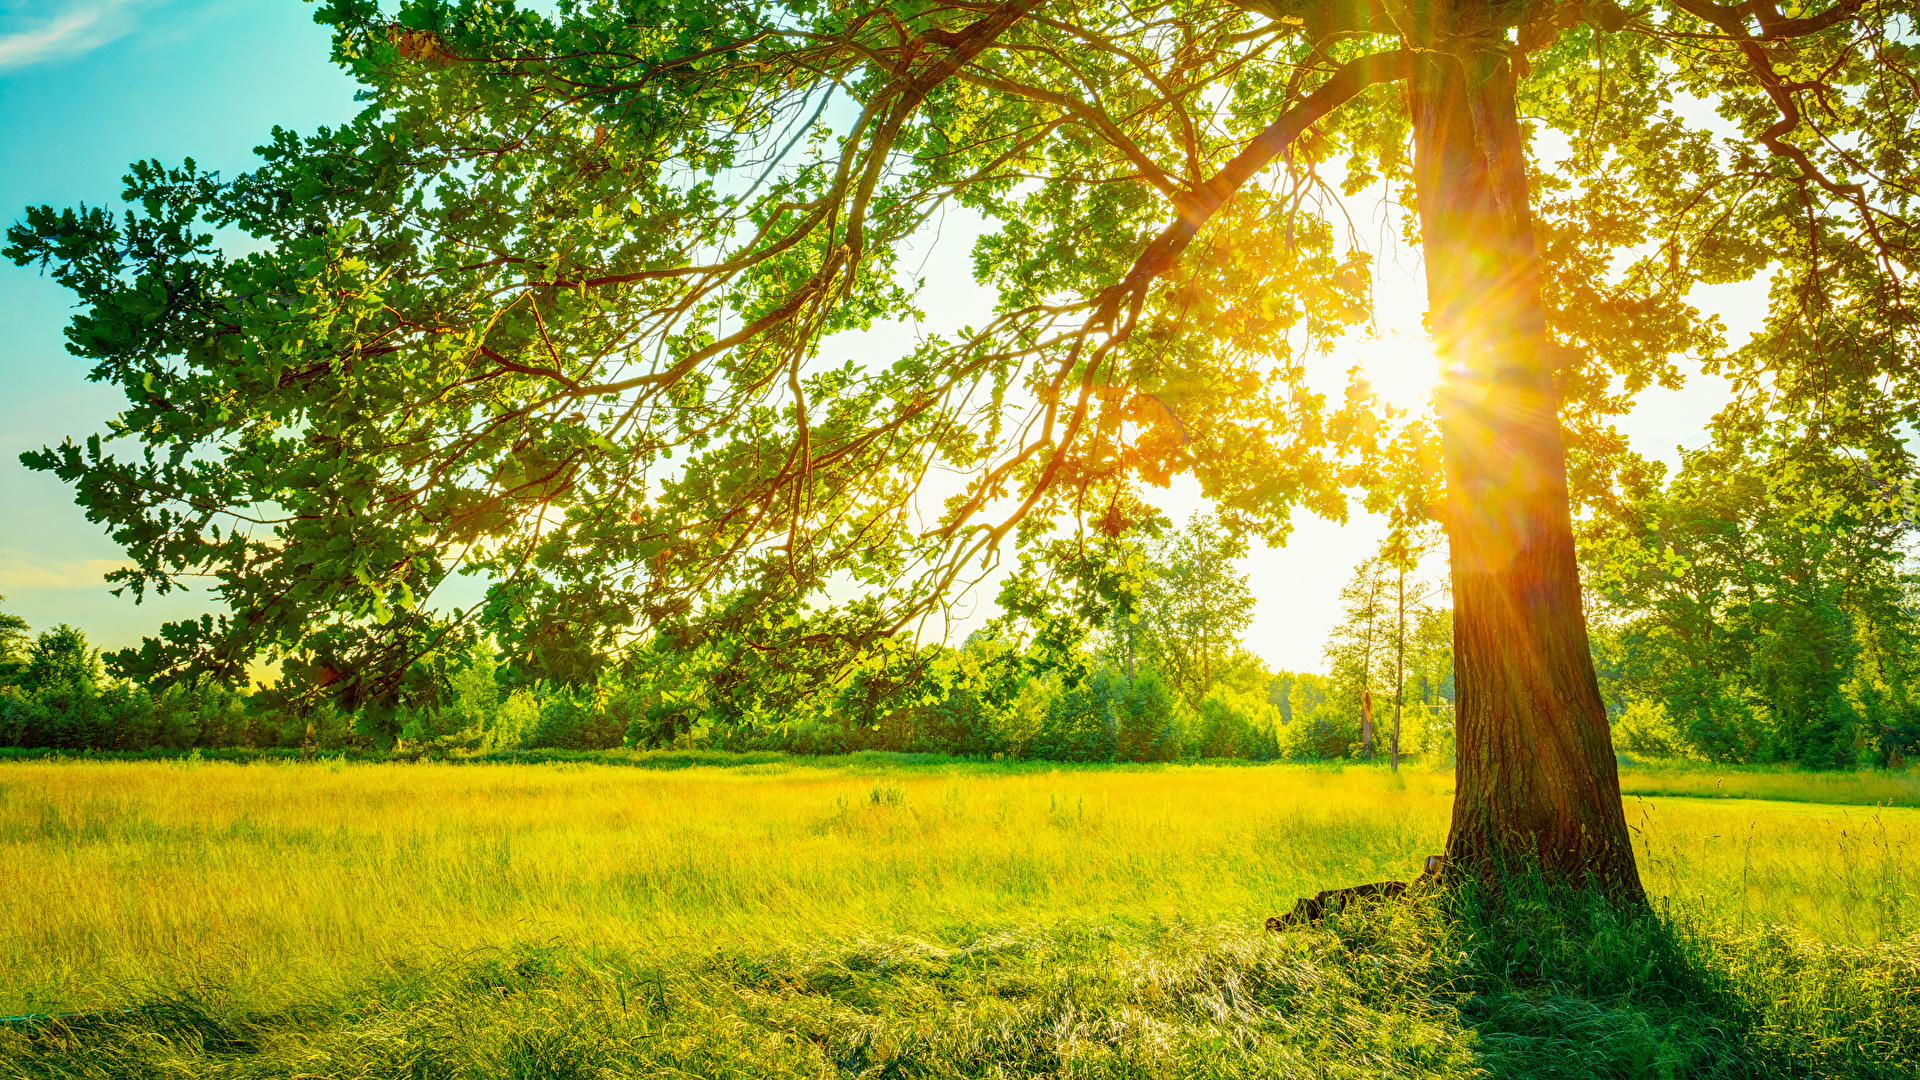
top-left (0, 547), bottom-right (133, 590)
top-left (0, 1), bottom-right (151, 70)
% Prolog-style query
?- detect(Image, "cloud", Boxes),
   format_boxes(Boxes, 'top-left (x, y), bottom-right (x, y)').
top-left (0, 1), bottom-right (150, 70)
top-left (0, 547), bottom-right (133, 590)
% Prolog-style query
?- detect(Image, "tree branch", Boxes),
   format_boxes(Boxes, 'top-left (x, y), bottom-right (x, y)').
top-left (1095, 49), bottom-right (1413, 329)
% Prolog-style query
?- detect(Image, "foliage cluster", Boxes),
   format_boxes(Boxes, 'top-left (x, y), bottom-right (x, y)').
top-left (1586, 441), bottom-right (1920, 769)
top-left (0, 618), bottom-right (1301, 762)
top-left (12, 0), bottom-right (1914, 733)
top-left (0, 612), bottom-right (261, 753)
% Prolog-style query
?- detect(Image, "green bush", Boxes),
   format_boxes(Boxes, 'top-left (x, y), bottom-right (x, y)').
top-left (0, 680), bottom-right (274, 752)
top-left (1114, 669), bottom-right (1183, 762)
top-left (527, 687), bottom-right (626, 750)
top-left (0, 631), bottom-right (1386, 765)
top-left (1031, 668), bottom-right (1122, 762)
top-left (1278, 701), bottom-right (1359, 760)
top-left (1613, 699), bottom-right (1690, 757)
top-left (1193, 684), bottom-right (1284, 760)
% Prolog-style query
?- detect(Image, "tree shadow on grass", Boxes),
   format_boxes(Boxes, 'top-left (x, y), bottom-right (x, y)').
top-left (1428, 872), bottom-right (1920, 1080)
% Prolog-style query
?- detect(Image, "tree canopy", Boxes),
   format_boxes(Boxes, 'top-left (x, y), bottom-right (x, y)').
top-left (0, 597), bottom-right (29, 685)
top-left (6, 0), bottom-right (1915, 764)
top-left (1125, 513), bottom-right (1257, 708)
top-left (1586, 434), bottom-right (1920, 765)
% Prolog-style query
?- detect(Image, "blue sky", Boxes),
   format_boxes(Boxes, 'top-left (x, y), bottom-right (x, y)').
top-left (0, 0), bottom-right (356, 655)
top-left (0, 1), bottom-right (1756, 673)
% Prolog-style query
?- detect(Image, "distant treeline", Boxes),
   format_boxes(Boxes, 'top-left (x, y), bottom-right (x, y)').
top-left (20, 436), bottom-right (1920, 773)
top-left (0, 515), bottom-right (1454, 763)
top-left (0, 621), bottom-right (1455, 764)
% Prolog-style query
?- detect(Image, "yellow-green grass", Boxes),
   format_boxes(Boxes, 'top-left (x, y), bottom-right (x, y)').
top-left (1617, 757), bottom-right (1920, 807)
top-left (2, 758), bottom-right (1915, 1015)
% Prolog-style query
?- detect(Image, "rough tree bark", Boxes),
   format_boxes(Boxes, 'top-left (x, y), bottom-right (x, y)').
top-left (1409, 43), bottom-right (1645, 902)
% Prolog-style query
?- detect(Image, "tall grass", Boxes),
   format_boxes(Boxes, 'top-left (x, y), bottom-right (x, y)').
top-left (1617, 757), bottom-right (1920, 807)
top-left (6, 890), bottom-right (1917, 1078)
top-left (3, 759), bottom-right (1919, 1078)
top-left (0, 760), bottom-right (1441, 1012)
top-left (2, 758), bottom-right (1916, 1017)
top-left (0, 916), bottom-right (1501, 1080)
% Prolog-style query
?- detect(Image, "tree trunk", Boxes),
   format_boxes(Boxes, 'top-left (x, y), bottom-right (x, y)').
top-left (1393, 565), bottom-right (1405, 771)
top-left (1361, 687), bottom-right (1374, 760)
top-left (1409, 48), bottom-right (1644, 902)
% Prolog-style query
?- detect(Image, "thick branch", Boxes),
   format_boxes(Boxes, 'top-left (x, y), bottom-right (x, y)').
top-left (951, 70), bottom-right (1184, 199)
top-left (1095, 50), bottom-right (1413, 328)
top-left (1665, 0), bottom-right (1867, 38)
top-left (1736, 38), bottom-right (1868, 200)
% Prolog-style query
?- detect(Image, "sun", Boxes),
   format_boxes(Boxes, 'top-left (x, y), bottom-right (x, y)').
top-left (1356, 331), bottom-right (1442, 415)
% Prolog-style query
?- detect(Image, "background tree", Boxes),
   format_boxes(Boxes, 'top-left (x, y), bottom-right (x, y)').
top-left (1131, 513), bottom-right (1258, 708)
top-left (1324, 556), bottom-right (1391, 757)
top-left (22, 625), bottom-right (103, 693)
top-left (1323, 550), bottom-right (1447, 764)
top-left (1385, 553), bottom-right (1444, 770)
top-left (0, 597), bottom-right (27, 685)
top-left (10, 0), bottom-right (1918, 897)
top-left (1586, 435), bottom-right (1917, 767)
top-left (1846, 570), bottom-right (1920, 767)
top-left (1405, 601), bottom-right (1456, 762)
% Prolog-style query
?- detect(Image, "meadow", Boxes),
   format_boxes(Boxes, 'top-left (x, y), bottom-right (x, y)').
top-left (3, 756), bottom-right (1918, 1078)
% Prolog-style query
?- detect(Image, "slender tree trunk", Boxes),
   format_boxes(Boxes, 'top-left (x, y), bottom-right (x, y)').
top-left (1397, 570), bottom-right (1407, 768)
top-left (1360, 569), bottom-right (1377, 760)
top-left (1127, 612), bottom-right (1135, 683)
top-left (1409, 47), bottom-right (1643, 902)
top-left (1361, 687), bottom-right (1374, 760)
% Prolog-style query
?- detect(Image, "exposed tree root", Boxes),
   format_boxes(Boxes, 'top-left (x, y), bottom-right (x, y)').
top-left (1266, 855), bottom-right (1445, 930)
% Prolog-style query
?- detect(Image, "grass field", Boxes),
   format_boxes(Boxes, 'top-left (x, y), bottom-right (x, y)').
top-left (3, 756), bottom-right (1918, 1078)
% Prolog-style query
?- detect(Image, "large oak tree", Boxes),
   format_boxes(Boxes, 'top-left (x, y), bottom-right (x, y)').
top-left (9, 0), bottom-right (1916, 899)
